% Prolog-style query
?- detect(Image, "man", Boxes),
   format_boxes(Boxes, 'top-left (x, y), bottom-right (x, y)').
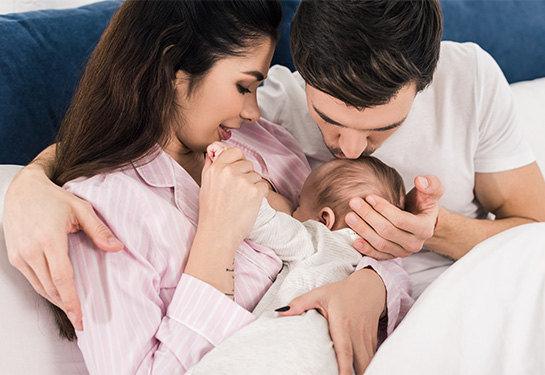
top-left (4, 1), bottom-right (545, 374)
top-left (258, 0), bottom-right (545, 373)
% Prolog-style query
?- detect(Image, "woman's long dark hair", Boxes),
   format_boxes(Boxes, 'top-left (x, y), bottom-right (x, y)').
top-left (50, 0), bottom-right (281, 341)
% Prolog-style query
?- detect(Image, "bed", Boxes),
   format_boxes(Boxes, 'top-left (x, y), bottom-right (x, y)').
top-left (1, 1), bottom-right (544, 373)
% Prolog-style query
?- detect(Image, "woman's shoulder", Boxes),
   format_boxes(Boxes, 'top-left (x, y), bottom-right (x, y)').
top-left (63, 148), bottom-right (175, 199)
top-left (63, 166), bottom-right (143, 199)
top-left (229, 120), bottom-right (311, 207)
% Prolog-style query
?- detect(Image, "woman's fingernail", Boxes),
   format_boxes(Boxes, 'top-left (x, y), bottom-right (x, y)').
top-left (366, 196), bottom-right (376, 206)
top-left (354, 241), bottom-right (364, 251)
top-left (275, 305), bottom-right (290, 312)
top-left (346, 213), bottom-right (358, 226)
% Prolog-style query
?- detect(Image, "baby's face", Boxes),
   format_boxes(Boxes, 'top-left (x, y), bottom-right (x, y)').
top-left (292, 174), bottom-right (320, 222)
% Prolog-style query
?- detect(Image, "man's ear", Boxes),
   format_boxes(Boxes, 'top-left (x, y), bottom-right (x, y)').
top-left (318, 207), bottom-right (336, 230)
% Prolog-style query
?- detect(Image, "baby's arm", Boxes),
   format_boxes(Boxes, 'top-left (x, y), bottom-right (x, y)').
top-left (248, 200), bottom-right (317, 262)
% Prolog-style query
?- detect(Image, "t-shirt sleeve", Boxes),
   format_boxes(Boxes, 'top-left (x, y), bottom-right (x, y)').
top-left (472, 44), bottom-right (535, 173)
top-left (257, 65), bottom-right (303, 126)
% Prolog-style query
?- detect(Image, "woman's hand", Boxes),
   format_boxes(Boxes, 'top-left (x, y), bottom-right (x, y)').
top-left (3, 163), bottom-right (124, 330)
top-left (277, 268), bottom-right (386, 375)
top-left (346, 175), bottom-right (444, 259)
top-left (199, 146), bottom-right (269, 245)
top-left (185, 146), bottom-right (268, 296)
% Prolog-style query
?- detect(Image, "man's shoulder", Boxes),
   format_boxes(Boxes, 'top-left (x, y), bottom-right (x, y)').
top-left (267, 64), bottom-right (305, 89)
top-left (435, 41), bottom-right (498, 81)
top-left (440, 40), bottom-right (482, 57)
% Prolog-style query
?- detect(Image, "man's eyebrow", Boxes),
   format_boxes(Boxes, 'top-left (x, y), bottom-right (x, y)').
top-left (313, 105), bottom-right (406, 132)
top-left (314, 106), bottom-right (348, 128)
top-left (243, 70), bottom-right (266, 81)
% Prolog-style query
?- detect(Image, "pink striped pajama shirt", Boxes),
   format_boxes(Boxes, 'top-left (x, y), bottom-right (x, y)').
top-left (64, 119), bottom-right (412, 374)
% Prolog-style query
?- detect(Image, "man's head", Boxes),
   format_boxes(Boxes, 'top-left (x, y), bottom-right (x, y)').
top-left (290, 0), bottom-right (443, 159)
top-left (292, 157), bottom-right (405, 230)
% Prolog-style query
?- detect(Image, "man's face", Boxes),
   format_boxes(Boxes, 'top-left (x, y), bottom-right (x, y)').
top-left (305, 83), bottom-right (417, 159)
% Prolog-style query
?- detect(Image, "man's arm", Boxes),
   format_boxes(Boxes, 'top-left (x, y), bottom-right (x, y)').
top-left (26, 144), bottom-right (57, 177)
top-left (348, 162), bottom-right (545, 261)
top-left (3, 145), bottom-right (123, 331)
top-left (426, 162), bottom-right (545, 259)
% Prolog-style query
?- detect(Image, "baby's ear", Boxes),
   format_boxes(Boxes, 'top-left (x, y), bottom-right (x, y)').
top-left (318, 207), bottom-right (336, 230)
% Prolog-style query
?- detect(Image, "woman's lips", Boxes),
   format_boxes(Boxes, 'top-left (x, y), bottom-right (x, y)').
top-left (219, 124), bottom-right (232, 140)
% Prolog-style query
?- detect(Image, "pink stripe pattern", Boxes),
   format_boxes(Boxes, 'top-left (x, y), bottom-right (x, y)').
top-left (64, 118), bottom-right (411, 374)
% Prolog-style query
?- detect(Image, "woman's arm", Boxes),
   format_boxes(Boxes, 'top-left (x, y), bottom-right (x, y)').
top-left (188, 145), bottom-right (270, 298)
top-left (68, 147), bottom-right (267, 373)
top-left (277, 268), bottom-right (387, 375)
top-left (65, 179), bottom-right (254, 373)
top-left (3, 145), bottom-right (123, 330)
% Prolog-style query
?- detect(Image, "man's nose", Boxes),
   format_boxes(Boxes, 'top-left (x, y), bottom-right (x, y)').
top-left (339, 129), bottom-right (368, 159)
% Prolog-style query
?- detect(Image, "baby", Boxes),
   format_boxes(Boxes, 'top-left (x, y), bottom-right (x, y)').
top-left (188, 143), bottom-right (410, 375)
top-left (249, 154), bottom-right (406, 316)
top-left (207, 141), bottom-right (407, 315)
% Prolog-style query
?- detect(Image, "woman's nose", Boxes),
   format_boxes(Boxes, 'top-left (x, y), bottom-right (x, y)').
top-left (240, 95), bottom-right (260, 123)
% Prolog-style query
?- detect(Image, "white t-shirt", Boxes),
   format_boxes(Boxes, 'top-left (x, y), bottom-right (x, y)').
top-left (257, 41), bottom-right (535, 294)
top-left (258, 41), bottom-right (534, 221)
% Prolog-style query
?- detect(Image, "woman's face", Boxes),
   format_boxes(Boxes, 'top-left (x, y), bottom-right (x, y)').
top-left (166, 38), bottom-right (275, 161)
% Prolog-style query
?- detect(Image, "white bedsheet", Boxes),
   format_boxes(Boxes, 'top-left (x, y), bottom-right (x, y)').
top-left (366, 222), bottom-right (545, 374)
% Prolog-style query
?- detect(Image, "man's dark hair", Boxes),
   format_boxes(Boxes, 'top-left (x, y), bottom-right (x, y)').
top-left (290, 0), bottom-right (443, 109)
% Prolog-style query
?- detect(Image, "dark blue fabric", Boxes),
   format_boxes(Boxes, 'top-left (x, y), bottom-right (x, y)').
top-left (441, 0), bottom-right (545, 83)
top-left (0, 1), bottom-right (122, 165)
top-left (271, 0), bottom-right (299, 71)
top-left (1, 0), bottom-right (544, 164)
top-left (273, 0), bottom-right (545, 84)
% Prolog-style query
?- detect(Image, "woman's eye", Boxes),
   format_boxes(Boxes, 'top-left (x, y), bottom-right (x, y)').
top-left (237, 84), bottom-right (252, 94)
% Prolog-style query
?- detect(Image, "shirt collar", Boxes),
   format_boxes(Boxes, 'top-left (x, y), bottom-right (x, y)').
top-left (133, 146), bottom-right (200, 226)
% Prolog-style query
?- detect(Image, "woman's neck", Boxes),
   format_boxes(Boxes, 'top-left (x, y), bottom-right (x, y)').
top-left (163, 143), bottom-right (205, 185)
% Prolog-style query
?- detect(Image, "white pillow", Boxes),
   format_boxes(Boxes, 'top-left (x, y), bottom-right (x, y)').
top-left (0, 165), bottom-right (87, 375)
top-left (510, 77), bottom-right (545, 173)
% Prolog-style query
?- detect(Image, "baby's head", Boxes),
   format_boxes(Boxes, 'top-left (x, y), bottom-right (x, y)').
top-left (292, 157), bottom-right (405, 230)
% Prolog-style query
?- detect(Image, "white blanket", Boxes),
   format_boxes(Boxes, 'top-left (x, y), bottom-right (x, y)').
top-left (188, 223), bottom-right (545, 375)
top-left (366, 222), bottom-right (545, 374)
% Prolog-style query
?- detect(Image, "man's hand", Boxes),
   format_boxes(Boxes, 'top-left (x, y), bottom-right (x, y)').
top-left (346, 175), bottom-right (444, 259)
top-left (277, 268), bottom-right (386, 375)
top-left (3, 164), bottom-right (124, 330)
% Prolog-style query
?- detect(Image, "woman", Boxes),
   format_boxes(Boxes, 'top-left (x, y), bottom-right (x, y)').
top-left (14, 0), bottom-right (316, 373)
top-left (4, 0), bottom-right (412, 373)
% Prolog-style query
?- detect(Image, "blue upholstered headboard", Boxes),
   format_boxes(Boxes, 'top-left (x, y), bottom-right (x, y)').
top-left (1, 0), bottom-right (544, 165)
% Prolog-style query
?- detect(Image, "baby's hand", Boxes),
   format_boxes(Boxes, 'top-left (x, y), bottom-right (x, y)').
top-left (206, 141), bottom-right (231, 163)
